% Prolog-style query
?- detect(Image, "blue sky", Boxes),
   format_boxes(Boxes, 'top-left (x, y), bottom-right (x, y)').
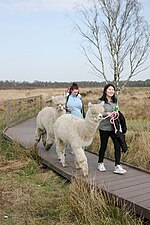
top-left (0, 0), bottom-right (149, 82)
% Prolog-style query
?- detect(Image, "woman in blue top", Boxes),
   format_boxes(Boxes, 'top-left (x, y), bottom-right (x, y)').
top-left (66, 82), bottom-right (85, 118)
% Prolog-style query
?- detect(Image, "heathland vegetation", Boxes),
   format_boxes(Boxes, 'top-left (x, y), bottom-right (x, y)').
top-left (0, 87), bottom-right (150, 224)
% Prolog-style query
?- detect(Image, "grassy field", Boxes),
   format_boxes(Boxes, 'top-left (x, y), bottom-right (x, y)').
top-left (0, 87), bottom-right (150, 224)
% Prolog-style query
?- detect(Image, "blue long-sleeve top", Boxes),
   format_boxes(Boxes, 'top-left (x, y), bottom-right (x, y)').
top-left (66, 94), bottom-right (83, 117)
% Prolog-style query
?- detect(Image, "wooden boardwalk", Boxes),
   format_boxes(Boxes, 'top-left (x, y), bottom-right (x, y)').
top-left (3, 117), bottom-right (150, 221)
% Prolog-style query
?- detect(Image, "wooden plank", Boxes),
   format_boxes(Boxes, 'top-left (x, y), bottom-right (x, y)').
top-left (117, 186), bottom-right (150, 199)
top-left (130, 192), bottom-right (150, 202)
top-left (106, 174), bottom-right (150, 190)
top-left (139, 199), bottom-right (150, 208)
top-left (110, 182), bottom-right (150, 196)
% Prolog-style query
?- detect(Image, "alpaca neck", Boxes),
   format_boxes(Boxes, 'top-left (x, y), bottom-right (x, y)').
top-left (82, 117), bottom-right (99, 139)
top-left (56, 109), bottom-right (65, 116)
top-left (54, 108), bottom-right (65, 120)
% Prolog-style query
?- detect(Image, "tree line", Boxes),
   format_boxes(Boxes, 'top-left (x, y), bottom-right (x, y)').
top-left (0, 79), bottom-right (150, 89)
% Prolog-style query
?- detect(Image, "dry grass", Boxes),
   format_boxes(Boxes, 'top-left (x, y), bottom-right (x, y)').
top-left (67, 177), bottom-right (143, 225)
top-left (0, 160), bottom-right (30, 172)
top-left (1, 87), bottom-right (150, 171)
top-left (0, 162), bottom-right (69, 224)
top-left (1, 86), bottom-right (150, 117)
top-left (0, 163), bottom-right (145, 224)
top-left (0, 87), bottom-right (150, 224)
top-left (118, 87), bottom-right (150, 119)
top-left (123, 131), bottom-right (150, 169)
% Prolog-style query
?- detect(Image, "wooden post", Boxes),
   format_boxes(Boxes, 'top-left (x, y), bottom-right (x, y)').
top-left (39, 95), bottom-right (42, 110)
top-left (6, 100), bottom-right (10, 127)
top-left (18, 100), bottom-right (22, 120)
top-left (26, 98), bottom-right (30, 116)
top-left (33, 97), bottom-right (36, 115)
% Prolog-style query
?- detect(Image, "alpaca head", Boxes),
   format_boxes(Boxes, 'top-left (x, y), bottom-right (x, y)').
top-left (51, 95), bottom-right (66, 111)
top-left (86, 102), bottom-right (104, 122)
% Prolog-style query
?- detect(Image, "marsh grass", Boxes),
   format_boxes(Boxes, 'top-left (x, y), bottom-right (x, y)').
top-left (0, 87), bottom-right (150, 224)
top-left (0, 163), bottom-right (69, 225)
top-left (0, 124), bottom-right (70, 224)
top-left (67, 177), bottom-right (143, 225)
top-left (122, 131), bottom-right (150, 170)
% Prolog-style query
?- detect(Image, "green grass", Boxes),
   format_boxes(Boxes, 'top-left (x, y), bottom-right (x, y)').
top-left (0, 140), bottom-right (145, 224)
top-left (0, 112), bottom-right (147, 225)
top-left (0, 166), bottom-right (69, 225)
top-left (0, 121), bottom-right (70, 224)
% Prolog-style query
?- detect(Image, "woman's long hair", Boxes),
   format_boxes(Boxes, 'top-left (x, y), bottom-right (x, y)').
top-left (99, 83), bottom-right (117, 103)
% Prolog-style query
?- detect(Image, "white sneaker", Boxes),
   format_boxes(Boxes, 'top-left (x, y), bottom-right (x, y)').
top-left (114, 165), bottom-right (127, 174)
top-left (97, 163), bottom-right (106, 172)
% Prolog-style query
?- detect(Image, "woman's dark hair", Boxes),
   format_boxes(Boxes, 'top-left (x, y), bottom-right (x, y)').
top-left (69, 82), bottom-right (79, 94)
top-left (99, 83), bottom-right (117, 103)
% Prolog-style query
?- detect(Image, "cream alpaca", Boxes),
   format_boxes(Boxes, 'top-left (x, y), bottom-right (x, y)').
top-left (35, 95), bottom-right (66, 150)
top-left (54, 102), bottom-right (104, 176)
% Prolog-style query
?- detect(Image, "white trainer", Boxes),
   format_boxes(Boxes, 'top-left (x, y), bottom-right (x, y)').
top-left (97, 163), bottom-right (106, 172)
top-left (114, 165), bottom-right (127, 174)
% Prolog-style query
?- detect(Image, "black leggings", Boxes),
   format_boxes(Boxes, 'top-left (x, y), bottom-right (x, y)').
top-left (98, 130), bottom-right (121, 165)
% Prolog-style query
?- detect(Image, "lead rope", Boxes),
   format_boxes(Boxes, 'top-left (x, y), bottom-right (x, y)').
top-left (103, 106), bottom-right (119, 133)
top-left (109, 111), bottom-right (119, 133)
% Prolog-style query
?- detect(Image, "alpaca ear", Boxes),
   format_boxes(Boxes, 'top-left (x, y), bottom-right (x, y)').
top-left (46, 97), bottom-right (53, 103)
top-left (88, 102), bottom-right (92, 108)
top-left (46, 96), bottom-right (54, 103)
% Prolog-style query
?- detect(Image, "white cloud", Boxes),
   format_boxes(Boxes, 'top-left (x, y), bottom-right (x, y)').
top-left (0, 0), bottom-right (88, 12)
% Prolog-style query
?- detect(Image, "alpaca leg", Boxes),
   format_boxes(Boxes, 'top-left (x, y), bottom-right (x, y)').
top-left (42, 132), bottom-right (47, 147)
top-left (55, 138), bottom-right (67, 167)
top-left (34, 128), bottom-right (43, 147)
top-left (73, 147), bottom-right (89, 177)
top-left (74, 157), bottom-right (81, 170)
top-left (45, 132), bottom-right (54, 150)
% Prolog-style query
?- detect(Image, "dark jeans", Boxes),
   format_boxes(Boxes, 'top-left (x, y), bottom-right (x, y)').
top-left (98, 130), bottom-right (121, 166)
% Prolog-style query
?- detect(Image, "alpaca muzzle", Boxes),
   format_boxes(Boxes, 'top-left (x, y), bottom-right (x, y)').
top-left (98, 113), bottom-right (103, 120)
top-left (93, 113), bottom-right (103, 122)
top-left (57, 104), bottom-right (65, 110)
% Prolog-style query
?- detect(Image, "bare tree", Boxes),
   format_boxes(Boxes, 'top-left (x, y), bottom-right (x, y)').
top-left (75, 0), bottom-right (150, 95)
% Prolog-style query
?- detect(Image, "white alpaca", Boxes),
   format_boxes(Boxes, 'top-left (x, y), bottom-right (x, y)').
top-left (35, 95), bottom-right (66, 150)
top-left (54, 102), bottom-right (104, 176)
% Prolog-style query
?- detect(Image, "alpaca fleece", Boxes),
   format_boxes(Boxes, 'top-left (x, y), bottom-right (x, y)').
top-left (35, 95), bottom-right (66, 150)
top-left (54, 102), bottom-right (104, 176)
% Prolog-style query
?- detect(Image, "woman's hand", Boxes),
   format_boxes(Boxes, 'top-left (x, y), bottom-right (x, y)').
top-left (107, 112), bottom-right (112, 117)
top-left (67, 108), bottom-right (72, 113)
